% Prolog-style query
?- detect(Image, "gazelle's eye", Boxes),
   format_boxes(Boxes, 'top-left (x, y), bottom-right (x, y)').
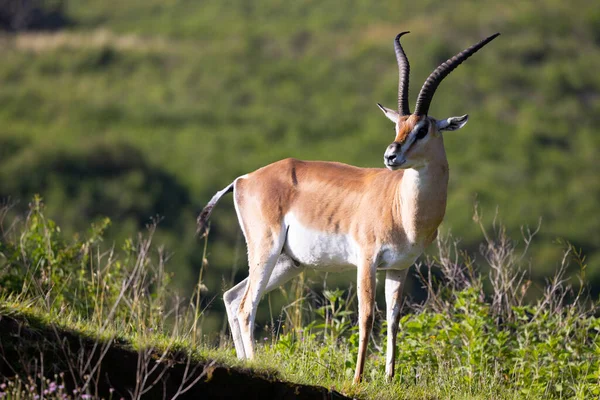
top-left (416, 124), bottom-right (428, 140)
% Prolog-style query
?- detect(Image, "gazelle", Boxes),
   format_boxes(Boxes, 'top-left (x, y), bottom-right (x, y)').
top-left (197, 32), bottom-right (500, 383)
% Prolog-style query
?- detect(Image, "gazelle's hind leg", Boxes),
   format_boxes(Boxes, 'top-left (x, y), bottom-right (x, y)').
top-left (223, 253), bottom-right (303, 359)
top-left (226, 173), bottom-right (301, 359)
top-left (238, 230), bottom-right (285, 359)
top-left (223, 279), bottom-right (249, 359)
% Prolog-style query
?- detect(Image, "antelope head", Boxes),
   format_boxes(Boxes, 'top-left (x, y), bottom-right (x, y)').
top-left (378, 32), bottom-right (500, 170)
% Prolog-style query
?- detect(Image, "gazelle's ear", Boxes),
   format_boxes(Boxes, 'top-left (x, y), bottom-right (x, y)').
top-left (377, 103), bottom-right (400, 123)
top-left (436, 114), bottom-right (469, 131)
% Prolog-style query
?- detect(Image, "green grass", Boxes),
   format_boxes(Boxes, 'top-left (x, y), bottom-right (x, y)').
top-left (0, 200), bottom-right (598, 399)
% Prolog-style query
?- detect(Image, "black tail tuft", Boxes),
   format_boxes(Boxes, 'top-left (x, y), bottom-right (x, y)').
top-left (196, 205), bottom-right (213, 237)
top-left (196, 182), bottom-right (234, 237)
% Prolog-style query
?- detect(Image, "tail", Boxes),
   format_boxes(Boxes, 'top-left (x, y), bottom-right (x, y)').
top-left (196, 182), bottom-right (235, 237)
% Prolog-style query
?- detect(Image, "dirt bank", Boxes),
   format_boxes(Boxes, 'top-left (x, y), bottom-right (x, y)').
top-left (0, 314), bottom-right (351, 399)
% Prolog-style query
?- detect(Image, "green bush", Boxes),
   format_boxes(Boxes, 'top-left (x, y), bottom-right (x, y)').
top-left (0, 197), bottom-right (172, 329)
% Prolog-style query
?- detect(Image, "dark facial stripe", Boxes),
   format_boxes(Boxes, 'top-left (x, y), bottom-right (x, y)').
top-left (415, 121), bottom-right (429, 140)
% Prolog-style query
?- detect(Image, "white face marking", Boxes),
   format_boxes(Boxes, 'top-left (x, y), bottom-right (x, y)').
top-left (283, 213), bottom-right (359, 271)
top-left (386, 120), bottom-right (431, 170)
top-left (402, 120), bottom-right (429, 152)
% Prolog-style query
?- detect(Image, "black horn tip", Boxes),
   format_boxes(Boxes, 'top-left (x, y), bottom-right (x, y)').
top-left (479, 32), bottom-right (501, 46)
top-left (395, 31), bottom-right (410, 41)
top-left (484, 32), bottom-right (501, 43)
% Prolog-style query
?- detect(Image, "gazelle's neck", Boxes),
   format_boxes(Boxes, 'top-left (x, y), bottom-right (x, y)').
top-left (397, 155), bottom-right (449, 243)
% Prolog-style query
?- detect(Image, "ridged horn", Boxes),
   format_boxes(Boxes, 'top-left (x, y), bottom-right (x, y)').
top-left (394, 31), bottom-right (411, 115)
top-left (414, 33), bottom-right (500, 116)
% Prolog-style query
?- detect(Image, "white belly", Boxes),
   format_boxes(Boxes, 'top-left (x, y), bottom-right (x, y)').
top-left (282, 213), bottom-right (424, 272)
top-left (283, 214), bottom-right (358, 271)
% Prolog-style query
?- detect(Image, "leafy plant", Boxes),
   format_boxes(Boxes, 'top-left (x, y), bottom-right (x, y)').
top-left (264, 217), bottom-right (600, 399)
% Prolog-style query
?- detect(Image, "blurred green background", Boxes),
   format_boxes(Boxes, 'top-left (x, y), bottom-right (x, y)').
top-left (1, 0), bottom-right (598, 331)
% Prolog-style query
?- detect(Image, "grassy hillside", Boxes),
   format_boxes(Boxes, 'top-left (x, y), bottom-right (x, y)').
top-left (0, 202), bottom-right (597, 398)
top-left (0, 0), bottom-right (599, 324)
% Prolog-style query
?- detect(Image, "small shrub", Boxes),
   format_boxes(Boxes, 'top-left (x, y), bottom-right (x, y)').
top-left (0, 196), bottom-right (176, 332)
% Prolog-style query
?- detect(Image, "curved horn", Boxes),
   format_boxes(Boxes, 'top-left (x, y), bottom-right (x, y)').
top-left (394, 31), bottom-right (411, 115)
top-left (414, 33), bottom-right (500, 116)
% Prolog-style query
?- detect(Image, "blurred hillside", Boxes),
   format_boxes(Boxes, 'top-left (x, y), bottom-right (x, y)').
top-left (0, 0), bottom-right (599, 327)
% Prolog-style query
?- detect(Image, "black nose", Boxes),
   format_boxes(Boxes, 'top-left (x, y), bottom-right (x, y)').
top-left (385, 153), bottom-right (397, 163)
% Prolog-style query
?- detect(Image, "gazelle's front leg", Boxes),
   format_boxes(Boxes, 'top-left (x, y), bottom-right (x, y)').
top-left (353, 259), bottom-right (377, 384)
top-left (384, 268), bottom-right (409, 381)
